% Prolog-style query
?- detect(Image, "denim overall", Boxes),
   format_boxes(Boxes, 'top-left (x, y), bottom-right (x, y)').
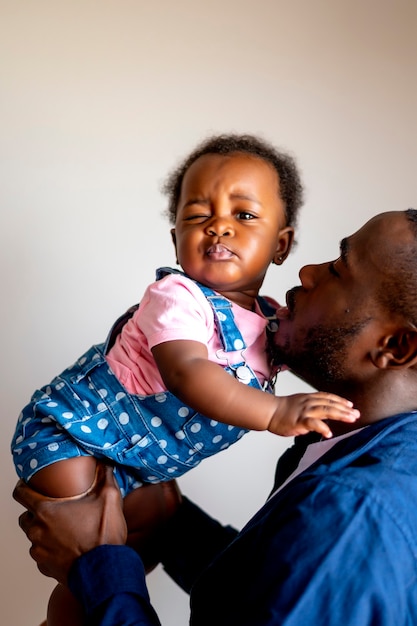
top-left (12, 268), bottom-right (277, 497)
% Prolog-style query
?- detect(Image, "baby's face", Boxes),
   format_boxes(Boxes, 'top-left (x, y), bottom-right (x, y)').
top-left (171, 152), bottom-right (293, 303)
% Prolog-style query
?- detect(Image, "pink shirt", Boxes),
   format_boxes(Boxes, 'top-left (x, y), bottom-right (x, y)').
top-left (106, 273), bottom-right (278, 395)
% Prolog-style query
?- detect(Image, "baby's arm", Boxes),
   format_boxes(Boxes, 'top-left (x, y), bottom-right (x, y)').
top-left (265, 392), bottom-right (360, 439)
top-left (152, 340), bottom-right (359, 439)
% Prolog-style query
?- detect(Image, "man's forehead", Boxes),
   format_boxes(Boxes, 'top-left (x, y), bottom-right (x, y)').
top-left (351, 211), bottom-right (410, 246)
top-left (344, 211), bottom-right (412, 270)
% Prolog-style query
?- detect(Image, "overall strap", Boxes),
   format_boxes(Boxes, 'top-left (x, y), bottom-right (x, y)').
top-left (105, 267), bottom-right (272, 390)
top-left (197, 284), bottom-right (247, 353)
top-left (104, 303), bottom-right (139, 353)
top-left (104, 268), bottom-right (279, 358)
top-left (156, 266), bottom-right (247, 353)
top-left (104, 267), bottom-right (180, 353)
top-left (256, 295), bottom-right (279, 335)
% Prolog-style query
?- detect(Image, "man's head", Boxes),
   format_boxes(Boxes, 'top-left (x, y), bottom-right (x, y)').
top-left (273, 209), bottom-right (417, 419)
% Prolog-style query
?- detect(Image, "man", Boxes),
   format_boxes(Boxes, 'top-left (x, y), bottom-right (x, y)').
top-left (14, 210), bottom-right (417, 625)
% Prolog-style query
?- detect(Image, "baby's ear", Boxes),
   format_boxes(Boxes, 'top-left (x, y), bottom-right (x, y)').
top-left (371, 326), bottom-right (417, 369)
top-left (170, 229), bottom-right (179, 263)
top-left (273, 226), bottom-right (294, 264)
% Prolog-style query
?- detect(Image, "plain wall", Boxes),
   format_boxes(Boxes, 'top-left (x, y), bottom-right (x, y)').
top-left (1, 1), bottom-right (416, 624)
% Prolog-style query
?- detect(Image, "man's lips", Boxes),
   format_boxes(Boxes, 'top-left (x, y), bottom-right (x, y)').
top-left (276, 305), bottom-right (289, 320)
top-left (276, 287), bottom-right (299, 320)
top-left (206, 244), bottom-right (234, 260)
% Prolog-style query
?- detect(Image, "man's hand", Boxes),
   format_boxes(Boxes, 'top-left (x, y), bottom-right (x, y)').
top-left (13, 462), bottom-right (183, 585)
top-left (13, 463), bottom-right (127, 585)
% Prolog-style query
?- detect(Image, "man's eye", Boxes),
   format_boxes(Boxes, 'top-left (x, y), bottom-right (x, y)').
top-left (329, 261), bottom-right (340, 277)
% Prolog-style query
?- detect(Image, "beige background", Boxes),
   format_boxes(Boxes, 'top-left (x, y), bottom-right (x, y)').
top-left (1, 1), bottom-right (416, 624)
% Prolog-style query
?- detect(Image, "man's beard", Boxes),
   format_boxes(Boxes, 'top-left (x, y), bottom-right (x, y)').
top-left (273, 319), bottom-right (368, 391)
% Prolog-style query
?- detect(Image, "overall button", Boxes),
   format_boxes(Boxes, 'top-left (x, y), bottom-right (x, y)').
top-left (235, 366), bottom-right (252, 384)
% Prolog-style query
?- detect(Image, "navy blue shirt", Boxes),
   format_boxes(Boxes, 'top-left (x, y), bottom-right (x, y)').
top-left (69, 413), bottom-right (417, 625)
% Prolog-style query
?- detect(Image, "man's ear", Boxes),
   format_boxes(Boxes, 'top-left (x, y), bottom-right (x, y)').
top-left (170, 229), bottom-right (179, 264)
top-left (272, 227), bottom-right (294, 265)
top-left (371, 327), bottom-right (417, 369)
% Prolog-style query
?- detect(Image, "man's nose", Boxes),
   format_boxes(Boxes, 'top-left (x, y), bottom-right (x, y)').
top-left (299, 263), bottom-right (322, 288)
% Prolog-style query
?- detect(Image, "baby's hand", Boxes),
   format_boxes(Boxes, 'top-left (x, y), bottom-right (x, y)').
top-left (268, 392), bottom-right (360, 439)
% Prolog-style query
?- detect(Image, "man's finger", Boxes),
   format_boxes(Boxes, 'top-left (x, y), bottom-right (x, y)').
top-left (13, 479), bottom-right (45, 512)
top-left (18, 511), bottom-right (33, 535)
top-left (13, 462), bottom-right (118, 513)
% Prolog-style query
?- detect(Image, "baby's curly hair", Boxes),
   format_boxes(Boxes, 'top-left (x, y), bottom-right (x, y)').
top-left (162, 133), bottom-right (304, 229)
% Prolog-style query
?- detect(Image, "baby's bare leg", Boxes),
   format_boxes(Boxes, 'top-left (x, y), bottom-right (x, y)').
top-left (29, 456), bottom-right (98, 498)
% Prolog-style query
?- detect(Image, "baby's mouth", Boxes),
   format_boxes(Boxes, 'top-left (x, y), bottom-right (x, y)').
top-left (206, 244), bottom-right (234, 260)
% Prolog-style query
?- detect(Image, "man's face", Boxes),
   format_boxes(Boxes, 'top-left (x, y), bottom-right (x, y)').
top-left (273, 211), bottom-right (413, 392)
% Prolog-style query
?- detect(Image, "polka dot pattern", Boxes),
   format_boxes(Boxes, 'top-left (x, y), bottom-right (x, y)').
top-left (10, 274), bottom-right (270, 496)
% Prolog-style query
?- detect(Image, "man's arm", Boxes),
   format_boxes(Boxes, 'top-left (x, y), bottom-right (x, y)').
top-left (13, 463), bottom-right (238, 624)
top-left (13, 464), bottom-right (164, 625)
top-left (158, 496), bottom-right (239, 593)
top-left (14, 463), bottom-right (127, 584)
top-left (69, 545), bottom-right (162, 626)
